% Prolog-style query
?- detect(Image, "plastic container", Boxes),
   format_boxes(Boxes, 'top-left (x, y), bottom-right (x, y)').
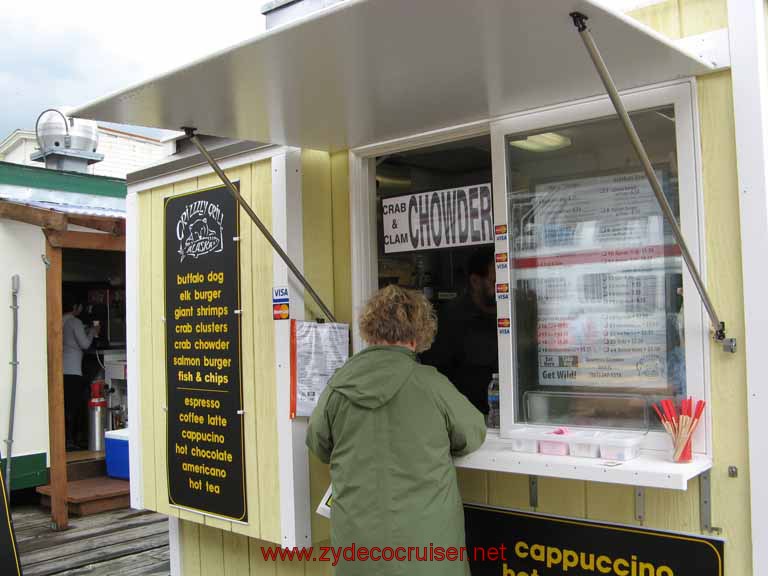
top-left (505, 428), bottom-right (541, 453)
top-left (599, 432), bottom-right (644, 461)
top-left (568, 431), bottom-right (603, 458)
top-left (539, 428), bottom-right (570, 456)
top-left (105, 428), bottom-right (130, 480)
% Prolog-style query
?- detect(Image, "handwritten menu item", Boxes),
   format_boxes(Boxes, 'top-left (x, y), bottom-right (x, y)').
top-left (290, 321), bottom-right (349, 418)
top-left (165, 184), bottom-right (247, 521)
top-left (0, 451), bottom-right (21, 576)
top-left (509, 171), bottom-right (678, 390)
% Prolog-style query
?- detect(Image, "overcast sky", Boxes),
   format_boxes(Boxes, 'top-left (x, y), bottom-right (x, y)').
top-left (1, 2), bottom-right (267, 139)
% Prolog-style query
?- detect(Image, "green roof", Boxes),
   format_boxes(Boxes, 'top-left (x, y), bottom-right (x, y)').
top-left (0, 161), bottom-right (126, 198)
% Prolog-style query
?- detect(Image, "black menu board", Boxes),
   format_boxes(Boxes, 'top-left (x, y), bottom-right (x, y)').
top-left (464, 504), bottom-right (723, 575)
top-left (164, 184), bottom-right (247, 522)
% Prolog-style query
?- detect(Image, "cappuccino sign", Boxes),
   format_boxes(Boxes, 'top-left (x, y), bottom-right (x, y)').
top-left (381, 184), bottom-right (493, 253)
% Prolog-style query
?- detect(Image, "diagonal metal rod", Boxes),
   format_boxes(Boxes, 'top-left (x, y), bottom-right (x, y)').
top-left (185, 129), bottom-right (337, 323)
top-left (570, 12), bottom-right (731, 348)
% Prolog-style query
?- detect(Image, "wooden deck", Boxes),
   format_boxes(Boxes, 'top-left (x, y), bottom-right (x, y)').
top-left (11, 505), bottom-right (170, 575)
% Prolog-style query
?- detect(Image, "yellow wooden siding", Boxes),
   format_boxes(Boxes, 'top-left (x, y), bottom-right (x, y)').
top-left (242, 160), bottom-right (278, 542)
top-left (138, 189), bottom-right (157, 513)
top-left (697, 71), bottom-right (752, 572)
top-left (150, 184), bottom-right (173, 518)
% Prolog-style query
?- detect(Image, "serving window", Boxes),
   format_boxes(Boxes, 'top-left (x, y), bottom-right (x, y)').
top-left (492, 83), bottom-right (709, 453)
top-left (357, 81), bottom-right (709, 463)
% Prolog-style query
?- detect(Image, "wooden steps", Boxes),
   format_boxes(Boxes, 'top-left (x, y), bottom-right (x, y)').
top-left (37, 477), bottom-right (130, 517)
top-left (66, 451), bottom-right (106, 482)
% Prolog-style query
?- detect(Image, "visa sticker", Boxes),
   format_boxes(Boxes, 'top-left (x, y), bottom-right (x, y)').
top-left (272, 286), bottom-right (289, 304)
top-left (272, 286), bottom-right (290, 320)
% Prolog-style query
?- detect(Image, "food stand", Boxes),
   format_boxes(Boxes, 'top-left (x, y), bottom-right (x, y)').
top-left (71, 0), bottom-right (764, 574)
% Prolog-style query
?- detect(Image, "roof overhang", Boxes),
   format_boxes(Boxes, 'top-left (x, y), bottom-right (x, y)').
top-left (71, 0), bottom-right (714, 152)
top-left (0, 198), bottom-right (125, 234)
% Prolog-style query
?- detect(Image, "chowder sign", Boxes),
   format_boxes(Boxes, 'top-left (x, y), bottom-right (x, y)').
top-left (176, 199), bottom-right (225, 262)
top-left (381, 184), bottom-right (493, 253)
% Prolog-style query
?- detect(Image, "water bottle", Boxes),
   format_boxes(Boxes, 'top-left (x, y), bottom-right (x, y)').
top-left (487, 373), bottom-right (500, 429)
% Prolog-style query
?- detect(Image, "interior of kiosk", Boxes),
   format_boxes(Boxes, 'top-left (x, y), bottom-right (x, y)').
top-left (62, 248), bottom-right (128, 453)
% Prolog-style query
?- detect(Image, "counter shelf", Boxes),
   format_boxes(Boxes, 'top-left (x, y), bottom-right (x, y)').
top-left (454, 430), bottom-right (712, 490)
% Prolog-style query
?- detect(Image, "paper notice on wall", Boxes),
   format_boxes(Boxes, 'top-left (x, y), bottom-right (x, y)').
top-left (290, 321), bottom-right (349, 418)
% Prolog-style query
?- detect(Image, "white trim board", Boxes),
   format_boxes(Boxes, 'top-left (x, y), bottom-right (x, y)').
top-left (727, 0), bottom-right (768, 573)
top-left (125, 190), bottom-right (143, 510)
top-left (272, 150), bottom-right (313, 548)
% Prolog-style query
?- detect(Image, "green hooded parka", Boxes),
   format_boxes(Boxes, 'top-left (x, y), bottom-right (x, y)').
top-left (306, 345), bottom-right (487, 576)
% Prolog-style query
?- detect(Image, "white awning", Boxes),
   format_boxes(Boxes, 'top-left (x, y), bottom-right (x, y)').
top-left (72, 0), bottom-right (713, 152)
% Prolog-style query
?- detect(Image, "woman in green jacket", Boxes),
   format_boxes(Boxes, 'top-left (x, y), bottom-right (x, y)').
top-left (306, 285), bottom-right (487, 576)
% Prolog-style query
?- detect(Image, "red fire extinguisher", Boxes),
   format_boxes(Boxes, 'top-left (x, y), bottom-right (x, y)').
top-left (88, 379), bottom-right (107, 452)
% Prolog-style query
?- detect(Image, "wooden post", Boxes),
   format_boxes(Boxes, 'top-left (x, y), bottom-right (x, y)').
top-left (45, 240), bottom-right (68, 530)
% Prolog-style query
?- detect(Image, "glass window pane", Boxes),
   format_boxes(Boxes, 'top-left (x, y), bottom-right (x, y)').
top-left (506, 107), bottom-right (685, 430)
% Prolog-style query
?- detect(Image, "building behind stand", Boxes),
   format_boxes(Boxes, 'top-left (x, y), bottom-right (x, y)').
top-left (0, 111), bottom-right (175, 528)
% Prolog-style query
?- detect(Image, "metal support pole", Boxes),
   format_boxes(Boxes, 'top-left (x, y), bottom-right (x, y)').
top-left (570, 12), bottom-right (736, 353)
top-left (184, 128), bottom-right (337, 324)
top-left (5, 274), bottom-right (20, 496)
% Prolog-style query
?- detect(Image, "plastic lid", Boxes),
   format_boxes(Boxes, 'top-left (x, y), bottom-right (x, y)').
top-left (105, 428), bottom-right (129, 440)
top-left (599, 432), bottom-right (645, 447)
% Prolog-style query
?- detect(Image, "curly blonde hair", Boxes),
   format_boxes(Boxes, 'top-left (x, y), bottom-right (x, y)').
top-left (359, 285), bottom-right (437, 353)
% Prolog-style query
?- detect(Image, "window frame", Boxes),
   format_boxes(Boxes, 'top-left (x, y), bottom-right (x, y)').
top-left (491, 81), bottom-right (710, 455)
top-left (349, 79), bottom-right (711, 458)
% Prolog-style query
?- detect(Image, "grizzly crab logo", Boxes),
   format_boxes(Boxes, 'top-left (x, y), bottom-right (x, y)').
top-left (176, 200), bottom-right (224, 262)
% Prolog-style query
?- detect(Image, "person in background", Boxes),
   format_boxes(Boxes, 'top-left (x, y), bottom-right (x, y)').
top-left (306, 285), bottom-right (486, 576)
top-left (422, 246), bottom-right (498, 414)
top-left (63, 299), bottom-right (100, 450)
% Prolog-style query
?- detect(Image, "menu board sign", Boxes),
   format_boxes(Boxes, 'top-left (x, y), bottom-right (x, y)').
top-left (165, 184), bottom-right (247, 521)
top-left (509, 171), bottom-right (680, 390)
top-left (381, 184), bottom-right (494, 253)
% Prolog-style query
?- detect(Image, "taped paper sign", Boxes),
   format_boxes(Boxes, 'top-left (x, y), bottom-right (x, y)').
top-left (381, 184), bottom-right (493, 253)
top-left (290, 321), bottom-right (349, 418)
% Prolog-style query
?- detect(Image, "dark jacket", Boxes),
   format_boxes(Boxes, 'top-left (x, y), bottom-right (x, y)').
top-left (306, 345), bottom-right (486, 576)
top-left (422, 296), bottom-right (499, 413)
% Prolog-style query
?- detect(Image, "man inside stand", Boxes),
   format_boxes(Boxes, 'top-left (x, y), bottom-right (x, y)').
top-left (422, 247), bottom-right (498, 414)
top-left (63, 298), bottom-right (100, 450)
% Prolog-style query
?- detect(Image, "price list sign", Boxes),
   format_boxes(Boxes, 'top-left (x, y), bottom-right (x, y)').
top-left (164, 184), bottom-right (247, 522)
top-left (510, 171), bottom-right (679, 390)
